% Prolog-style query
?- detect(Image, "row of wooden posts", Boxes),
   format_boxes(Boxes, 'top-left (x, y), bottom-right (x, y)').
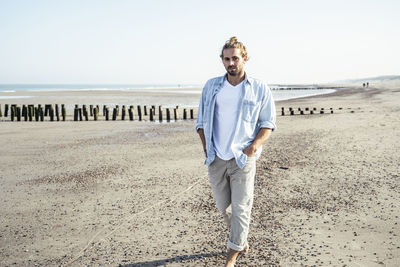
top-left (0, 104), bottom-right (195, 122)
top-left (281, 107), bottom-right (341, 116)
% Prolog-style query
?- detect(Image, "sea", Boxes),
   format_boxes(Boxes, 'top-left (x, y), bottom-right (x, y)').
top-left (0, 84), bottom-right (337, 107)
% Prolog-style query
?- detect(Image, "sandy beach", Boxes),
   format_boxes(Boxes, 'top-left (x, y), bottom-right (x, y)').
top-left (0, 83), bottom-right (399, 266)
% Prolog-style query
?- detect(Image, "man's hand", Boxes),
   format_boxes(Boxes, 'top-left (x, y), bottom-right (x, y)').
top-left (242, 128), bottom-right (273, 157)
top-left (243, 144), bottom-right (257, 157)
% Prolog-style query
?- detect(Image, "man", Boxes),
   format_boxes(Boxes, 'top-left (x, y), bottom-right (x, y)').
top-left (196, 37), bottom-right (276, 266)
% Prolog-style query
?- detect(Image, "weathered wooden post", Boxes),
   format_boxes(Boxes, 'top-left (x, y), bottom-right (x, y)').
top-left (144, 105), bottom-right (148, 116)
top-left (310, 110), bottom-right (314, 115)
top-left (38, 107), bottom-right (43, 121)
top-left (49, 106), bottom-right (54, 121)
top-left (105, 108), bottom-right (110, 121)
top-left (44, 105), bottom-right (49, 116)
top-left (320, 109), bottom-right (324, 114)
top-left (94, 107), bottom-right (98, 121)
top-left (183, 109), bottom-right (187, 120)
top-left (281, 107), bottom-right (285, 116)
top-left (128, 107), bottom-right (134, 121)
top-left (55, 104), bottom-right (60, 121)
top-left (35, 107), bottom-right (39, 121)
top-left (305, 107), bottom-right (309, 111)
top-left (290, 110), bottom-right (294, 116)
top-left (26, 105), bottom-right (34, 121)
top-left (61, 104), bottom-right (66, 121)
top-left (190, 109), bottom-right (194, 119)
top-left (300, 110), bottom-right (304, 115)
top-left (112, 108), bottom-right (117, 120)
top-left (166, 108), bottom-right (171, 122)
top-left (16, 107), bottom-right (21, 121)
top-left (129, 105), bottom-right (134, 120)
top-left (0, 104), bottom-right (2, 117)
top-left (158, 106), bottom-right (163, 122)
top-left (121, 105), bottom-right (126, 120)
top-left (90, 105), bottom-right (93, 116)
top-left (74, 108), bottom-right (78, 121)
top-left (149, 109), bottom-right (154, 121)
top-left (82, 105), bottom-right (87, 120)
top-left (78, 108), bottom-right (83, 121)
top-left (10, 106), bottom-right (15, 121)
top-left (330, 108), bottom-right (333, 114)
top-left (116, 105), bottom-right (120, 116)
top-left (174, 108), bottom-right (178, 121)
top-left (5, 104), bottom-right (9, 117)
top-left (29, 106), bottom-right (33, 121)
top-left (22, 105), bottom-right (27, 121)
top-left (137, 105), bottom-right (142, 121)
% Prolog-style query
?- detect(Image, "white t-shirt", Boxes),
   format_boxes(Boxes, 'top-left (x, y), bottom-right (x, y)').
top-left (212, 79), bottom-right (243, 160)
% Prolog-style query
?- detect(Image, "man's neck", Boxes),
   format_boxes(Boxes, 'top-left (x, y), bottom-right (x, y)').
top-left (227, 72), bottom-right (245, 86)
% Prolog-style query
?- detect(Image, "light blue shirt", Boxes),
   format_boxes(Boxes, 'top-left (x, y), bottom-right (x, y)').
top-left (196, 74), bottom-right (277, 169)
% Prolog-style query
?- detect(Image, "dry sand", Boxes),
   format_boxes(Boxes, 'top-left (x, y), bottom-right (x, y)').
top-left (0, 83), bottom-right (399, 266)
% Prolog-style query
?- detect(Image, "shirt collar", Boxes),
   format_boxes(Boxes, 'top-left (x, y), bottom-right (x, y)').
top-left (219, 72), bottom-right (253, 87)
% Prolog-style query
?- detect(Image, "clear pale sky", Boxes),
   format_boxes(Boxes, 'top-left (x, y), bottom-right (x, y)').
top-left (0, 0), bottom-right (399, 84)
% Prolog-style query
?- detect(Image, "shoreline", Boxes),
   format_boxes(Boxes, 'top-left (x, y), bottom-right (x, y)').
top-left (0, 87), bottom-right (341, 118)
top-left (0, 82), bottom-right (399, 266)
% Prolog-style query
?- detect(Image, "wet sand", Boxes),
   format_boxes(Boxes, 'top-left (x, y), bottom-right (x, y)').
top-left (0, 83), bottom-right (399, 266)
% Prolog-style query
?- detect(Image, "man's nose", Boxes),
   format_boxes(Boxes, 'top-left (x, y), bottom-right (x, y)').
top-left (228, 59), bottom-right (235, 65)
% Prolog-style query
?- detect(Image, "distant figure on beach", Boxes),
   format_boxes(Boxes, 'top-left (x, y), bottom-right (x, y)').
top-left (363, 83), bottom-right (366, 88)
top-left (367, 82), bottom-right (369, 87)
top-left (196, 37), bottom-right (276, 266)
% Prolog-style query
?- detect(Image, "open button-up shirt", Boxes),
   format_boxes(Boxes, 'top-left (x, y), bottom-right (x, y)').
top-left (196, 74), bottom-right (276, 169)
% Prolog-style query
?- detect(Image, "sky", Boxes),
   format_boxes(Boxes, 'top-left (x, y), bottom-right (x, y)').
top-left (0, 0), bottom-right (399, 84)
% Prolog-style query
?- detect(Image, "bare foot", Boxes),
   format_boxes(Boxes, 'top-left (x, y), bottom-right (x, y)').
top-left (225, 249), bottom-right (240, 267)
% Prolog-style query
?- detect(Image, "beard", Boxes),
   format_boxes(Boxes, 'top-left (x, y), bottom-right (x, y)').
top-left (227, 66), bottom-right (240, 76)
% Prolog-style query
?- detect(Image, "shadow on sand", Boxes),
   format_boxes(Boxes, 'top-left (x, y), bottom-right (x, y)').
top-left (120, 251), bottom-right (225, 266)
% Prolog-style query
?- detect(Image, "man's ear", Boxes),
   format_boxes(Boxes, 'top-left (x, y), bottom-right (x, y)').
top-left (244, 56), bottom-right (248, 62)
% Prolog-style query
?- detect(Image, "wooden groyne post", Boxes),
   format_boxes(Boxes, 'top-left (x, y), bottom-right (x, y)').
top-left (122, 105), bottom-right (126, 120)
top-left (166, 108), bottom-right (171, 122)
top-left (183, 109), bottom-right (187, 120)
top-left (137, 105), bottom-right (142, 121)
top-left (129, 106), bottom-right (134, 121)
top-left (4, 104), bottom-right (9, 117)
top-left (158, 106), bottom-right (163, 122)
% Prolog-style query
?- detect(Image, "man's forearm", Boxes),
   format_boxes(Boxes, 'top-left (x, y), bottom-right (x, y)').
top-left (243, 128), bottom-right (272, 156)
top-left (197, 128), bottom-right (207, 154)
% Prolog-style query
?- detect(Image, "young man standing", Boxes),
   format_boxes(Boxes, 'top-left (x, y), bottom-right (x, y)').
top-left (196, 37), bottom-right (276, 266)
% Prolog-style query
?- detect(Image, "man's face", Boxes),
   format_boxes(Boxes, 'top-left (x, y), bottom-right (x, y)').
top-left (221, 48), bottom-right (247, 77)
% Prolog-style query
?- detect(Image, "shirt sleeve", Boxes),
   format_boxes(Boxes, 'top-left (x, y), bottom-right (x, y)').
top-left (195, 81), bottom-right (208, 132)
top-left (258, 85), bottom-right (277, 131)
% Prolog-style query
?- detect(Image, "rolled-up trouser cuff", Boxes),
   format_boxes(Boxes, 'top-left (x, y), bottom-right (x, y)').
top-left (227, 239), bottom-right (246, 251)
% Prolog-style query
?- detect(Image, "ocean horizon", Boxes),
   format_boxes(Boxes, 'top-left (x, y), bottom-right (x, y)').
top-left (0, 83), bottom-right (338, 106)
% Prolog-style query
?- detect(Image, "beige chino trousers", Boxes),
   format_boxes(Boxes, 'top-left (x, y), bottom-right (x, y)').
top-left (208, 155), bottom-right (256, 251)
